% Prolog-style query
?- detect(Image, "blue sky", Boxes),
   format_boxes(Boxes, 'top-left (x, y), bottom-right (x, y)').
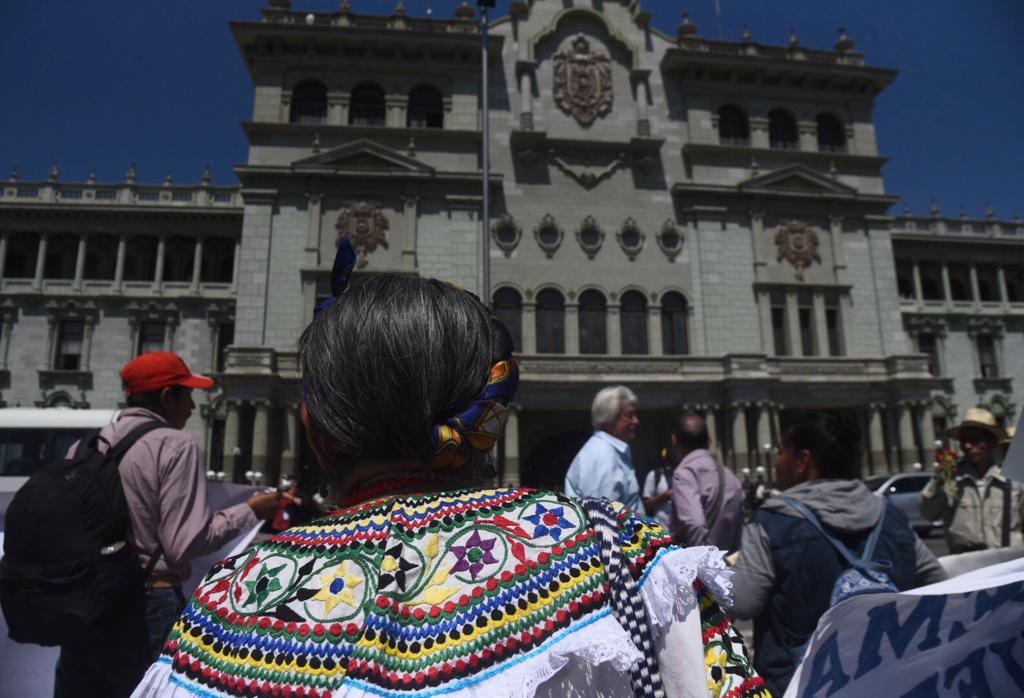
top-left (2, 0), bottom-right (1022, 218)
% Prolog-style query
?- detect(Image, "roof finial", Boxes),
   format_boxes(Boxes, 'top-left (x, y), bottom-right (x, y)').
top-left (164, 170), bottom-right (173, 186)
top-left (903, 203), bottom-right (911, 216)
top-left (201, 164), bottom-right (212, 185)
top-left (985, 202), bottom-right (996, 220)
top-left (393, 1), bottom-right (406, 16)
top-left (834, 26), bottom-right (855, 52)
top-left (87, 167), bottom-right (97, 184)
top-left (677, 11), bottom-right (698, 40)
top-left (49, 161), bottom-right (60, 182)
top-left (312, 132), bottom-right (321, 154)
top-left (407, 136), bottom-right (417, 158)
top-left (454, 1), bottom-right (475, 20)
top-left (829, 160), bottom-right (838, 180)
top-left (9, 164), bottom-right (19, 182)
top-left (305, 12), bottom-right (315, 25)
top-left (268, 0), bottom-right (291, 9)
top-left (339, 0), bottom-right (352, 13)
top-left (930, 198), bottom-right (940, 217)
top-left (741, 24), bottom-right (753, 43)
top-left (749, 154), bottom-right (759, 177)
top-left (959, 205), bottom-right (967, 220)
top-left (789, 27), bottom-right (800, 48)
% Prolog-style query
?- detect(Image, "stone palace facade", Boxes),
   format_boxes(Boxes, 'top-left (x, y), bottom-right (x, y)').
top-left (1, 0), bottom-right (1020, 489)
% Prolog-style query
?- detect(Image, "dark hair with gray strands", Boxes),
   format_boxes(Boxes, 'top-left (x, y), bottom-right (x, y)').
top-left (298, 273), bottom-right (494, 471)
top-left (672, 412), bottom-right (709, 452)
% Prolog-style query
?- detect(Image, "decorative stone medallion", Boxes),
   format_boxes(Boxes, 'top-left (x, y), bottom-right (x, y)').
top-left (491, 213), bottom-right (522, 257)
top-left (617, 218), bottom-right (646, 261)
top-left (575, 215), bottom-right (604, 259)
top-left (657, 220), bottom-right (684, 261)
top-left (553, 34), bottom-right (613, 127)
top-left (774, 219), bottom-right (820, 280)
top-left (336, 200), bottom-right (390, 268)
top-left (533, 214), bottom-right (564, 258)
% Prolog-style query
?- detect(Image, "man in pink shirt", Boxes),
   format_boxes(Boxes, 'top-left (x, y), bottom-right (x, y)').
top-left (56, 352), bottom-right (277, 698)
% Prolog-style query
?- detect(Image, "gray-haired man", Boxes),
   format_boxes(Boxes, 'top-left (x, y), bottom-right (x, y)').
top-left (564, 385), bottom-right (643, 512)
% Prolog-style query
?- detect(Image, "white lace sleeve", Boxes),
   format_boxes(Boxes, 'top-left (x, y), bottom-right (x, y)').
top-left (130, 660), bottom-right (193, 698)
top-left (637, 545), bottom-right (732, 635)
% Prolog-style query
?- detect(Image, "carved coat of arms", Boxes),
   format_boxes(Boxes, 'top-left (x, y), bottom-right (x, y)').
top-left (336, 200), bottom-right (389, 268)
top-left (553, 34), bottom-right (613, 127)
top-left (775, 219), bottom-right (821, 281)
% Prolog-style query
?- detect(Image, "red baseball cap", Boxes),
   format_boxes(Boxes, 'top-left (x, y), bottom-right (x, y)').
top-left (121, 352), bottom-right (216, 395)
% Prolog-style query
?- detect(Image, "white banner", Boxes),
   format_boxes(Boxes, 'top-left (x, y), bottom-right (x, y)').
top-left (785, 557), bottom-right (1024, 697)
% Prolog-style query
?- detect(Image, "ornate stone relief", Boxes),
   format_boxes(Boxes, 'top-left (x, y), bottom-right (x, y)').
top-left (491, 213), bottom-right (522, 257)
top-left (656, 220), bottom-right (684, 261)
top-left (336, 200), bottom-right (390, 268)
top-left (533, 214), bottom-right (564, 258)
top-left (774, 219), bottom-right (821, 281)
top-left (575, 215), bottom-right (604, 259)
top-left (553, 34), bottom-right (613, 127)
top-left (617, 218), bottom-right (646, 261)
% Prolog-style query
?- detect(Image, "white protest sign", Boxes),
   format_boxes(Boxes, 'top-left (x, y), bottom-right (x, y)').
top-left (784, 558), bottom-right (1024, 697)
top-left (1001, 410), bottom-right (1024, 481)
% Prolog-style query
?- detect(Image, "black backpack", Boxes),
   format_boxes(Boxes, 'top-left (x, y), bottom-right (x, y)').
top-left (0, 420), bottom-right (163, 646)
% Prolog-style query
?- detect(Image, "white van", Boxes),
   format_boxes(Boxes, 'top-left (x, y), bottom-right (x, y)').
top-left (0, 408), bottom-right (118, 492)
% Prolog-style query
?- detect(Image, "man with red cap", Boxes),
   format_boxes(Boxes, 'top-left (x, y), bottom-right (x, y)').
top-left (55, 352), bottom-right (277, 698)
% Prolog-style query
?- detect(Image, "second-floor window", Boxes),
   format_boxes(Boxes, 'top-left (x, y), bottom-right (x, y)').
top-left (349, 83), bottom-right (386, 126)
top-left (917, 333), bottom-right (940, 376)
top-left (717, 105), bottom-right (749, 146)
top-left (769, 109), bottom-right (798, 149)
top-left (535, 289), bottom-right (565, 354)
top-left (976, 335), bottom-right (998, 378)
top-left (56, 321), bottom-right (85, 371)
top-left (137, 322), bottom-right (165, 356)
top-left (620, 291), bottom-right (648, 355)
top-left (770, 290), bottom-right (789, 356)
top-left (407, 86), bottom-right (443, 129)
top-left (290, 81), bottom-right (327, 124)
top-left (816, 113), bottom-right (846, 152)
top-left (825, 292), bottom-right (844, 357)
top-left (578, 290), bottom-right (607, 355)
top-left (660, 292), bottom-right (689, 355)
top-left (491, 287), bottom-right (522, 352)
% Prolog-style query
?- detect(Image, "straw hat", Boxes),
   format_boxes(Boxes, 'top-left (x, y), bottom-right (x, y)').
top-left (1002, 426), bottom-right (1017, 449)
top-left (948, 407), bottom-right (1008, 442)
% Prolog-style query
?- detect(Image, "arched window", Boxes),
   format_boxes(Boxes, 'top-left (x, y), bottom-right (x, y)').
top-left (289, 81), bottom-right (327, 124)
top-left (620, 291), bottom-right (648, 355)
top-left (349, 83), bottom-right (386, 126)
top-left (816, 113), bottom-right (846, 152)
top-left (407, 85), bottom-right (443, 129)
top-left (768, 109), bottom-right (798, 149)
top-left (84, 234), bottom-right (118, 280)
top-left (578, 290), bottom-right (607, 355)
top-left (718, 105), bottom-right (750, 146)
top-left (43, 234), bottom-right (78, 279)
top-left (660, 292), bottom-right (689, 355)
top-left (492, 287), bottom-right (522, 351)
top-left (535, 289), bottom-right (565, 354)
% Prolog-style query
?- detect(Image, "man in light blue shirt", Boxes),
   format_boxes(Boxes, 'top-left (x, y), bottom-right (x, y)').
top-left (564, 385), bottom-right (644, 512)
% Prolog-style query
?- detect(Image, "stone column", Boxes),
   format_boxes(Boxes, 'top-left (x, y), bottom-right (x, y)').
top-left (223, 401), bottom-right (242, 482)
top-left (635, 77), bottom-right (651, 136)
top-left (154, 235), bottom-right (166, 291)
top-left (45, 317), bottom-right (58, 370)
top-left (997, 266), bottom-right (1010, 310)
top-left (647, 304), bottom-right (663, 356)
top-left (113, 235), bottom-right (126, 293)
top-left (868, 403), bottom-right (886, 475)
top-left (858, 409), bottom-right (872, 475)
top-left (230, 239), bottom-right (241, 293)
top-left (898, 402), bottom-right (917, 468)
top-left (518, 70), bottom-right (534, 131)
top-left (607, 306), bottom-right (622, 355)
top-left (401, 195), bottom-right (419, 271)
top-left (785, 291), bottom-right (802, 357)
top-left (0, 232), bottom-right (8, 280)
top-left (731, 403), bottom-right (749, 470)
top-left (812, 292), bottom-right (829, 357)
top-left (564, 303), bottom-right (580, 354)
top-left (941, 262), bottom-right (953, 308)
top-left (503, 404), bottom-right (521, 487)
top-left (251, 400), bottom-right (272, 482)
top-left (912, 260), bottom-right (924, 306)
top-left (522, 302), bottom-right (537, 354)
top-left (190, 237), bottom-right (204, 294)
top-left (73, 235), bottom-right (87, 290)
top-left (305, 192), bottom-right (324, 267)
top-left (81, 319), bottom-right (94, 370)
top-left (756, 402), bottom-right (773, 478)
top-left (828, 215), bottom-right (847, 271)
top-left (757, 290), bottom-right (773, 353)
top-left (279, 403), bottom-right (300, 480)
top-left (33, 233), bottom-right (48, 290)
top-left (969, 265), bottom-right (981, 305)
top-left (918, 401), bottom-right (936, 466)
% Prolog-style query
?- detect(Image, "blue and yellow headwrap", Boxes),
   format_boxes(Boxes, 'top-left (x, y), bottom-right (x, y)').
top-left (312, 237), bottom-right (519, 468)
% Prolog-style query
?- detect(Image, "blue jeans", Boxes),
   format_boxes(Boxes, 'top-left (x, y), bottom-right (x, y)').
top-left (53, 587), bottom-right (186, 698)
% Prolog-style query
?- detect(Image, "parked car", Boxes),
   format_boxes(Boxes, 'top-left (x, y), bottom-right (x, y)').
top-left (864, 472), bottom-right (943, 535)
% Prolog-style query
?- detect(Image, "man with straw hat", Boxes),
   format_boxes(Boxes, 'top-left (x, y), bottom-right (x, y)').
top-left (921, 407), bottom-right (1023, 554)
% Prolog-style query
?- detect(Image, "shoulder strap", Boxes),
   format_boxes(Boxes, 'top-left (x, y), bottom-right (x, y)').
top-left (777, 496), bottom-right (865, 569)
top-left (862, 501), bottom-right (888, 562)
top-left (106, 421), bottom-right (166, 463)
top-left (581, 498), bottom-right (666, 698)
top-left (704, 460), bottom-right (727, 530)
top-left (992, 479), bottom-right (1013, 548)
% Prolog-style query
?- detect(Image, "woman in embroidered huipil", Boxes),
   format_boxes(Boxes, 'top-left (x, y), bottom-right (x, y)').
top-left (132, 240), bottom-right (768, 698)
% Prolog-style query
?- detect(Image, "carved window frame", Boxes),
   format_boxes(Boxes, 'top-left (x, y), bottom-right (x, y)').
top-left (126, 302), bottom-right (180, 358)
top-left (575, 215), bottom-right (605, 260)
top-left (617, 218), bottom-right (646, 261)
top-left (656, 220), bottom-right (684, 261)
top-left (43, 300), bottom-right (98, 374)
top-left (491, 213), bottom-right (522, 257)
top-left (206, 302), bottom-right (236, 374)
top-left (533, 214), bottom-right (564, 259)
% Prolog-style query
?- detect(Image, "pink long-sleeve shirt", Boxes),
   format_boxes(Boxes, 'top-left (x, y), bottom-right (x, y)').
top-left (69, 407), bottom-right (256, 581)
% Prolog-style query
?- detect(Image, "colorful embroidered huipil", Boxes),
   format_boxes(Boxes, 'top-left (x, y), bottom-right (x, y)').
top-left (132, 487), bottom-right (768, 698)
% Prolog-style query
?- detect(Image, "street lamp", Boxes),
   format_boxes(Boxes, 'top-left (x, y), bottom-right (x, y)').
top-left (478, 0), bottom-right (496, 305)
